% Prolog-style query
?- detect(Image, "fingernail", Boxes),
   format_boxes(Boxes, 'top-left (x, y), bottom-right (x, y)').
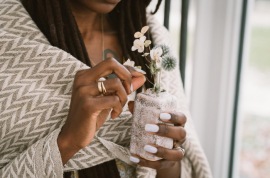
top-left (145, 124), bottom-right (159, 132)
top-left (134, 68), bottom-right (146, 74)
top-left (130, 156), bottom-right (140, 163)
top-left (130, 84), bottom-right (134, 93)
top-left (144, 145), bottom-right (158, 153)
top-left (160, 113), bottom-right (171, 121)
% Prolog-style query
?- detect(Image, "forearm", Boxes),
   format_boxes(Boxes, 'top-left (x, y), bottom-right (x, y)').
top-left (156, 161), bottom-right (181, 178)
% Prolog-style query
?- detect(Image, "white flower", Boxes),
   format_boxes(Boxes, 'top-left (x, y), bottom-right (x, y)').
top-left (134, 26), bottom-right (150, 38)
top-left (131, 36), bottom-right (146, 53)
top-left (150, 47), bottom-right (163, 62)
top-left (123, 59), bottom-right (135, 67)
top-left (144, 40), bottom-right (151, 47)
top-left (141, 26), bottom-right (149, 34)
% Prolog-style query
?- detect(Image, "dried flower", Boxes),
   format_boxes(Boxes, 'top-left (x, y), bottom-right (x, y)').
top-left (130, 25), bottom-right (177, 93)
top-left (123, 59), bottom-right (135, 67)
top-left (161, 55), bottom-right (177, 71)
top-left (131, 36), bottom-right (146, 53)
top-left (123, 59), bottom-right (146, 74)
top-left (144, 40), bottom-right (151, 47)
top-left (150, 47), bottom-right (163, 63)
top-left (154, 44), bottom-right (170, 56)
top-left (134, 26), bottom-right (149, 38)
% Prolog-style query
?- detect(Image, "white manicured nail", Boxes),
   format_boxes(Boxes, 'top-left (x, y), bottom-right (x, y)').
top-left (130, 156), bottom-right (140, 163)
top-left (130, 84), bottom-right (134, 93)
top-left (160, 113), bottom-right (171, 121)
top-left (145, 124), bottom-right (159, 132)
top-left (144, 145), bottom-right (158, 153)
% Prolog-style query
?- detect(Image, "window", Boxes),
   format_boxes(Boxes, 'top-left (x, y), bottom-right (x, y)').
top-left (236, 0), bottom-right (270, 177)
top-left (149, 1), bottom-right (270, 177)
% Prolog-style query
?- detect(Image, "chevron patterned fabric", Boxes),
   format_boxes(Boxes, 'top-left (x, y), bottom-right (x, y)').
top-left (0, 0), bottom-right (213, 177)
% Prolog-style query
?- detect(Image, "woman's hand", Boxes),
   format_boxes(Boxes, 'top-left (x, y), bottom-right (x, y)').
top-left (57, 58), bottom-right (145, 164)
top-left (131, 112), bottom-right (187, 177)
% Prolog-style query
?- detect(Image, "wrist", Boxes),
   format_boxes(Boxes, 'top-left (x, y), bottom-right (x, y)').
top-left (57, 131), bottom-right (82, 165)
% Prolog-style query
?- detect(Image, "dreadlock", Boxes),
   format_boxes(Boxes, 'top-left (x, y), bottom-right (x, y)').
top-left (22, 0), bottom-right (162, 89)
top-left (21, 0), bottom-right (163, 177)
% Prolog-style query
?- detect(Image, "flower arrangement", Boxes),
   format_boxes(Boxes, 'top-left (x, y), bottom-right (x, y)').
top-left (128, 26), bottom-right (178, 161)
top-left (125, 26), bottom-right (177, 93)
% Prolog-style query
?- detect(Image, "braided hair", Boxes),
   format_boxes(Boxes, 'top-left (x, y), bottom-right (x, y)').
top-left (22, 0), bottom-right (163, 89)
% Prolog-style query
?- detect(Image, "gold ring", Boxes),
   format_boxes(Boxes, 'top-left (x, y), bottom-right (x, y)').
top-left (174, 146), bottom-right (185, 156)
top-left (101, 81), bottom-right (107, 95)
top-left (97, 78), bottom-right (106, 95)
top-left (97, 82), bottom-right (103, 94)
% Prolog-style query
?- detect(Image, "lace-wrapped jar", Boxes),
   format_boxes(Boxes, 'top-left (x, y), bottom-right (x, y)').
top-left (130, 89), bottom-right (177, 161)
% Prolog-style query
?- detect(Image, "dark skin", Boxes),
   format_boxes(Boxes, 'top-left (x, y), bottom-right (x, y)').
top-left (57, 0), bottom-right (187, 177)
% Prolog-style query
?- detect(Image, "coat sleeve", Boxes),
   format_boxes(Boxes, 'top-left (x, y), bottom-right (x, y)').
top-left (0, 129), bottom-right (63, 178)
top-left (0, 2), bottom-right (74, 177)
top-left (0, 1), bottom-right (117, 177)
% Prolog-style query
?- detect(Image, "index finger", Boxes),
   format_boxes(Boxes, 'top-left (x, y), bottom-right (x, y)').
top-left (159, 112), bottom-right (187, 126)
top-left (85, 58), bottom-right (132, 93)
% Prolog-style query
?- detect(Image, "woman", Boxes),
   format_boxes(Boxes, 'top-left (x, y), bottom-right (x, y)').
top-left (0, 0), bottom-right (212, 177)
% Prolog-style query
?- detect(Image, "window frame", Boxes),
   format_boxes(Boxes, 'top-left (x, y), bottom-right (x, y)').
top-left (188, 0), bottom-right (251, 177)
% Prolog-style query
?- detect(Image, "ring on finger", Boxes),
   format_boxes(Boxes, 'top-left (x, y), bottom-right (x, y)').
top-left (174, 146), bottom-right (185, 156)
top-left (97, 77), bottom-right (107, 95)
top-left (101, 81), bottom-right (107, 95)
top-left (97, 81), bottom-right (103, 94)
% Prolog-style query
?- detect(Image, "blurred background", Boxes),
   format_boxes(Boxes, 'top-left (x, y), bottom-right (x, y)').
top-left (148, 0), bottom-right (270, 177)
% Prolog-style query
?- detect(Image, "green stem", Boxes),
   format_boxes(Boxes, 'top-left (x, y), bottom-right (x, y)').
top-left (154, 71), bottom-right (161, 93)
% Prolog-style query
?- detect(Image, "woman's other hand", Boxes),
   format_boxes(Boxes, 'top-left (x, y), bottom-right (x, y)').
top-left (130, 112), bottom-right (187, 177)
top-left (57, 58), bottom-right (145, 164)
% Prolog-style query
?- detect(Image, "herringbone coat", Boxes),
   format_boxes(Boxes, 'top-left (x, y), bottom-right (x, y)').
top-left (0, 0), bottom-right (212, 177)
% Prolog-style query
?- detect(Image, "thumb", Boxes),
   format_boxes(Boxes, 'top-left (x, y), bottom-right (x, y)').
top-left (125, 66), bottom-right (146, 91)
top-left (128, 101), bottom-right (134, 114)
top-left (131, 74), bottom-right (146, 91)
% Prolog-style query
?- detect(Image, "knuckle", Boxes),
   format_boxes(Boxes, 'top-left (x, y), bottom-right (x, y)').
top-left (171, 113), bottom-right (180, 123)
top-left (77, 87), bottom-right (86, 98)
top-left (122, 96), bottom-right (128, 105)
top-left (174, 112), bottom-right (187, 125)
top-left (175, 150), bottom-right (184, 160)
top-left (73, 76), bottom-right (83, 88)
top-left (125, 73), bottom-right (132, 83)
top-left (106, 57), bottom-right (118, 66)
top-left (180, 128), bottom-right (187, 140)
top-left (181, 113), bottom-right (187, 124)
top-left (177, 152), bottom-right (184, 160)
top-left (112, 95), bottom-right (120, 102)
top-left (112, 96), bottom-right (122, 110)
top-left (157, 147), bottom-right (167, 158)
top-left (74, 70), bottom-right (87, 82)
top-left (112, 77), bottom-right (122, 85)
top-left (75, 70), bottom-right (84, 77)
top-left (158, 124), bottom-right (169, 135)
